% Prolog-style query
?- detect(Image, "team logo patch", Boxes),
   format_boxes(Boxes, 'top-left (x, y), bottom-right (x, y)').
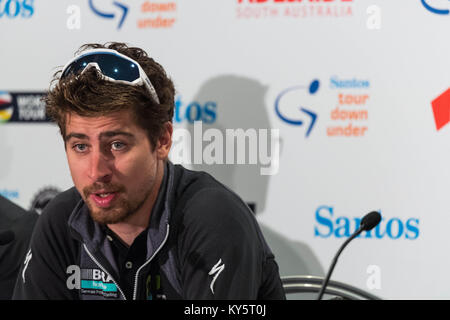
top-left (66, 265), bottom-right (119, 298)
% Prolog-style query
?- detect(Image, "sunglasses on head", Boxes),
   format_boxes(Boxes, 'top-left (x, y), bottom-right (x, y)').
top-left (60, 48), bottom-right (160, 104)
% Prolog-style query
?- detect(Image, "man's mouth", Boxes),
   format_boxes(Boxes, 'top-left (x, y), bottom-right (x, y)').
top-left (97, 192), bottom-right (113, 198)
top-left (90, 191), bottom-right (118, 208)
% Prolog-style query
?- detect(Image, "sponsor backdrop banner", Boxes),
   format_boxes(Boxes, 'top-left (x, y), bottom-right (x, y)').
top-left (0, 0), bottom-right (449, 299)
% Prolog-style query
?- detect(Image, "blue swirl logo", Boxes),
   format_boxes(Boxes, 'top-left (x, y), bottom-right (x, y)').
top-left (421, 0), bottom-right (450, 15)
top-left (88, 0), bottom-right (128, 29)
top-left (274, 79), bottom-right (319, 137)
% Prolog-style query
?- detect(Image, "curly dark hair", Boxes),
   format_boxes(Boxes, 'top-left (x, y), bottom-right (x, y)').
top-left (45, 42), bottom-right (175, 149)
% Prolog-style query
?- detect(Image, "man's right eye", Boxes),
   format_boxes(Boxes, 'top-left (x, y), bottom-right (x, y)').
top-left (73, 144), bottom-right (88, 152)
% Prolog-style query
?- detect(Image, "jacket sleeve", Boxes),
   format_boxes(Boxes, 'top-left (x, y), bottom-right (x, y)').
top-left (12, 198), bottom-right (79, 300)
top-left (177, 187), bottom-right (274, 299)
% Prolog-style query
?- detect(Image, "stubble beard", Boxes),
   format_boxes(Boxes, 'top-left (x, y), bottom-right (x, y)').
top-left (83, 182), bottom-right (153, 225)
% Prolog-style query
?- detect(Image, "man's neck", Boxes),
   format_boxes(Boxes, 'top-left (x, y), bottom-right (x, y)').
top-left (107, 217), bottom-right (149, 247)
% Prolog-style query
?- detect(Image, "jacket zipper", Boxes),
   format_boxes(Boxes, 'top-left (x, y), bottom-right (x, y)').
top-left (132, 224), bottom-right (170, 300)
top-left (82, 243), bottom-right (127, 300)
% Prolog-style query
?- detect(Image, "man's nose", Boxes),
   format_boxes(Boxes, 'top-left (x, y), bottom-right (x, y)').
top-left (88, 149), bottom-right (112, 183)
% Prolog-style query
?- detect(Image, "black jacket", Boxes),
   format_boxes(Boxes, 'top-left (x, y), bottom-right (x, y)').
top-left (0, 196), bottom-right (38, 299)
top-left (12, 162), bottom-right (285, 300)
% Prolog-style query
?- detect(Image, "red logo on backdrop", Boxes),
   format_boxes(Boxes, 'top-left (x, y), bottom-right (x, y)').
top-left (432, 88), bottom-right (450, 131)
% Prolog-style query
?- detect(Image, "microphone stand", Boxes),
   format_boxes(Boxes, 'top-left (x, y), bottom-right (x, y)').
top-left (316, 226), bottom-right (364, 300)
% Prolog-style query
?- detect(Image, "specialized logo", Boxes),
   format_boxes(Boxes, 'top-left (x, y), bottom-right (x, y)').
top-left (208, 259), bottom-right (225, 295)
top-left (22, 249), bottom-right (32, 283)
top-left (88, 0), bottom-right (128, 29)
top-left (66, 265), bottom-right (119, 298)
top-left (431, 88), bottom-right (450, 131)
top-left (421, 0), bottom-right (450, 15)
top-left (275, 80), bottom-right (319, 137)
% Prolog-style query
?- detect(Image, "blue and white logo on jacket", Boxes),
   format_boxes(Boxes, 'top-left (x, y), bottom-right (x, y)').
top-left (66, 265), bottom-right (119, 298)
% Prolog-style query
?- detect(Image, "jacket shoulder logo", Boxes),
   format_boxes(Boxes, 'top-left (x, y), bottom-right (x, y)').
top-left (22, 249), bottom-right (32, 283)
top-left (208, 259), bottom-right (225, 295)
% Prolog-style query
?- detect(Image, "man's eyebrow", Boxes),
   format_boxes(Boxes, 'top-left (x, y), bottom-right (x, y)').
top-left (99, 131), bottom-right (136, 140)
top-left (65, 133), bottom-right (89, 142)
top-left (64, 131), bottom-right (135, 142)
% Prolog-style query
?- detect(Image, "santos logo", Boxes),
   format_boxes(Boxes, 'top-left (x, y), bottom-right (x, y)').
top-left (314, 206), bottom-right (420, 240)
top-left (174, 96), bottom-right (217, 124)
top-left (0, 0), bottom-right (34, 18)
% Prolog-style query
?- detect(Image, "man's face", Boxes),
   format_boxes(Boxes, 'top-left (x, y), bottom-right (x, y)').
top-left (64, 109), bottom-right (168, 225)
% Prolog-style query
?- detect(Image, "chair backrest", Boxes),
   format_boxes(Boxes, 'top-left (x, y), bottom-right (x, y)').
top-left (259, 224), bottom-right (325, 277)
top-left (282, 275), bottom-right (381, 300)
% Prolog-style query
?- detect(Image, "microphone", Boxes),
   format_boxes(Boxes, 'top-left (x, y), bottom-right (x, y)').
top-left (317, 211), bottom-right (381, 300)
top-left (0, 230), bottom-right (15, 246)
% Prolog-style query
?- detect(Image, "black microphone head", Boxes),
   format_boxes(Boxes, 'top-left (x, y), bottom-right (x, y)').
top-left (0, 230), bottom-right (15, 245)
top-left (360, 211), bottom-right (381, 231)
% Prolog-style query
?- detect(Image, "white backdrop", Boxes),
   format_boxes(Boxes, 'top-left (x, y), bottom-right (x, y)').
top-left (1, 0), bottom-right (450, 299)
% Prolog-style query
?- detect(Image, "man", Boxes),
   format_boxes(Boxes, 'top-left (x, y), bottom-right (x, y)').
top-left (0, 195), bottom-right (38, 299)
top-left (13, 42), bottom-right (285, 300)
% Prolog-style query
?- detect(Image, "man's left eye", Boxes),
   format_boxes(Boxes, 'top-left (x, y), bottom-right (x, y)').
top-left (111, 142), bottom-right (126, 151)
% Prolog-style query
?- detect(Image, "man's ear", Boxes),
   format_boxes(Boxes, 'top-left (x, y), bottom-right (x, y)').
top-left (156, 121), bottom-right (173, 160)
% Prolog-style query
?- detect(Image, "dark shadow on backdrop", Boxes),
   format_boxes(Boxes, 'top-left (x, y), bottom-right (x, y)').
top-left (185, 75), bottom-right (324, 277)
